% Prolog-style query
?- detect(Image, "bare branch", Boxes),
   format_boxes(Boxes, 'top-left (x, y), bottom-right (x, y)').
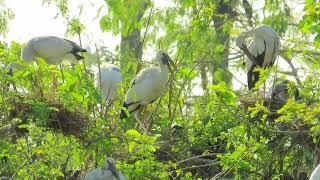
top-left (177, 153), bottom-right (220, 165)
top-left (282, 56), bottom-right (302, 85)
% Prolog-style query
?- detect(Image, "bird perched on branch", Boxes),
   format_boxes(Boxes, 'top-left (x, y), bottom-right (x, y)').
top-left (84, 157), bottom-right (125, 180)
top-left (94, 63), bottom-right (123, 102)
top-left (236, 25), bottom-right (280, 90)
top-left (120, 50), bottom-right (175, 130)
top-left (19, 36), bottom-right (87, 96)
top-left (21, 36), bottom-right (87, 64)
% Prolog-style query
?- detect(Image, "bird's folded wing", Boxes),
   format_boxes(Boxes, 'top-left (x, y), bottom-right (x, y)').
top-left (32, 37), bottom-right (74, 58)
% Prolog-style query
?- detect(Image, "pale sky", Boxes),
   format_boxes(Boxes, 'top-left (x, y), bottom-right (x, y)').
top-left (5, 0), bottom-right (119, 52)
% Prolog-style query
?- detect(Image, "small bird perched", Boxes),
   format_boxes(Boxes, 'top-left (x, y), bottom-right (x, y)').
top-left (120, 50), bottom-right (175, 128)
top-left (94, 63), bottom-right (123, 102)
top-left (236, 25), bottom-right (280, 90)
top-left (310, 163), bottom-right (320, 180)
top-left (21, 36), bottom-right (87, 64)
top-left (84, 157), bottom-right (125, 180)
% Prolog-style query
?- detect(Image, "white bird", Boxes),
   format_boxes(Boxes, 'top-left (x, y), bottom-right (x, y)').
top-left (94, 63), bottom-right (123, 101)
top-left (84, 157), bottom-right (125, 180)
top-left (236, 24), bottom-right (280, 90)
top-left (21, 36), bottom-right (87, 64)
top-left (120, 51), bottom-right (175, 127)
top-left (310, 163), bottom-right (320, 180)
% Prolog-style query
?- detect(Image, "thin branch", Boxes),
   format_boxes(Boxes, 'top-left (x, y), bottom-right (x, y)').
top-left (280, 49), bottom-right (320, 56)
top-left (177, 153), bottom-right (220, 165)
top-left (239, 45), bottom-right (258, 65)
top-left (282, 56), bottom-right (302, 85)
top-left (175, 161), bottom-right (220, 172)
top-left (270, 130), bottom-right (310, 135)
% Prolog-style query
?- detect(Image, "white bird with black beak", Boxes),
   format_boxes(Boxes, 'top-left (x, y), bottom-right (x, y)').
top-left (21, 36), bottom-right (87, 64)
top-left (236, 25), bottom-right (280, 90)
top-left (84, 157), bottom-right (125, 180)
top-left (95, 63), bottom-right (123, 102)
top-left (18, 36), bottom-right (87, 95)
top-left (120, 51), bottom-right (175, 127)
top-left (310, 163), bottom-right (320, 180)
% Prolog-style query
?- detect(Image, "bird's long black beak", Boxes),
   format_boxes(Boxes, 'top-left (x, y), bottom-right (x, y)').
top-left (107, 160), bottom-right (119, 179)
top-left (163, 54), bottom-right (176, 73)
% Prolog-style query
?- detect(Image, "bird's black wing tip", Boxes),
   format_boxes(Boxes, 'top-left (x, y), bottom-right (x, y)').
top-left (120, 103), bottom-right (129, 119)
top-left (120, 109), bottom-right (128, 119)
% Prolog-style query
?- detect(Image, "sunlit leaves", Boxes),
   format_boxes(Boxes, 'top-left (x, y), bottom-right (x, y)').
top-left (300, 0), bottom-right (320, 47)
top-left (0, 3), bottom-right (14, 37)
top-left (209, 82), bottom-right (236, 105)
top-left (66, 18), bottom-right (85, 36)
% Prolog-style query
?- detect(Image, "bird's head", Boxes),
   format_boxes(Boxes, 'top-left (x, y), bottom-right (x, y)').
top-left (235, 36), bottom-right (247, 49)
top-left (104, 157), bottom-right (120, 178)
top-left (105, 157), bottom-right (116, 168)
top-left (156, 50), bottom-right (176, 72)
top-left (272, 81), bottom-right (299, 104)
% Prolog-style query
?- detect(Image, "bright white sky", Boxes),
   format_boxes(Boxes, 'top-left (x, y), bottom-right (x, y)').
top-left (5, 0), bottom-right (118, 52)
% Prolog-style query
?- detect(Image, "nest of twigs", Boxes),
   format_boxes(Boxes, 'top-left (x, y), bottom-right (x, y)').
top-left (5, 94), bottom-right (90, 137)
top-left (237, 91), bottom-right (269, 108)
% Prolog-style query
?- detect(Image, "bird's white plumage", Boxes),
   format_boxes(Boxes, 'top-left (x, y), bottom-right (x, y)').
top-left (242, 25), bottom-right (280, 71)
top-left (124, 51), bottom-right (170, 114)
top-left (21, 36), bottom-right (85, 65)
top-left (236, 25), bottom-right (280, 89)
top-left (84, 157), bottom-right (125, 180)
top-left (310, 164), bottom-right (320, 180)
top-left (94, 63), bottom-right (123, 101)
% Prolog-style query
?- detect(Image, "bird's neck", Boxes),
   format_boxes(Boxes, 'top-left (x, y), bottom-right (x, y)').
top-left (160, 63), bottom-right (169, 73)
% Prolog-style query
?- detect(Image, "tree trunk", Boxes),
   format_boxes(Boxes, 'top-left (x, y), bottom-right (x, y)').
top-left (211, 0), bottom-right (237, 86)
top-left (120, 1), bottom-right (149, 74)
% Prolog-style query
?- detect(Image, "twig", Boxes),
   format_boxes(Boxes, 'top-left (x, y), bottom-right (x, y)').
top-left (77, 30), bottom-right (87, 73)
top-left (177, 153), bottom-right (220, 165)
top-left (282, 56), bottom-right (302, 85)
top-left (137, 4), bottom-right (154, 72)
top-left (211, 145), bottom-right (255, 179)
top-left (270, 130), bottom-right (309, 134)
top-left (239, 45), bottom-right (258, 65)
top-left (95, 44), bottom-right (103, 115)
top-left (172, 53), bottom-right (209, 120)
top-left (174, 160), bottom-right (220, 172)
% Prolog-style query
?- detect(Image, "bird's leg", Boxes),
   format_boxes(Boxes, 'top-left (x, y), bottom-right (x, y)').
top-left (146, 108), bottom-right (156, 133)
top-left (133, 110), bottom-right (148, 133)
top-left (52, 71), bottom-right (57, 97)
top-left (143, 106), bottom-right (153, 134)
top-left (33, 72), bottom-right (43, 98)
top-left (59, 65), bottom-right (65, 83)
